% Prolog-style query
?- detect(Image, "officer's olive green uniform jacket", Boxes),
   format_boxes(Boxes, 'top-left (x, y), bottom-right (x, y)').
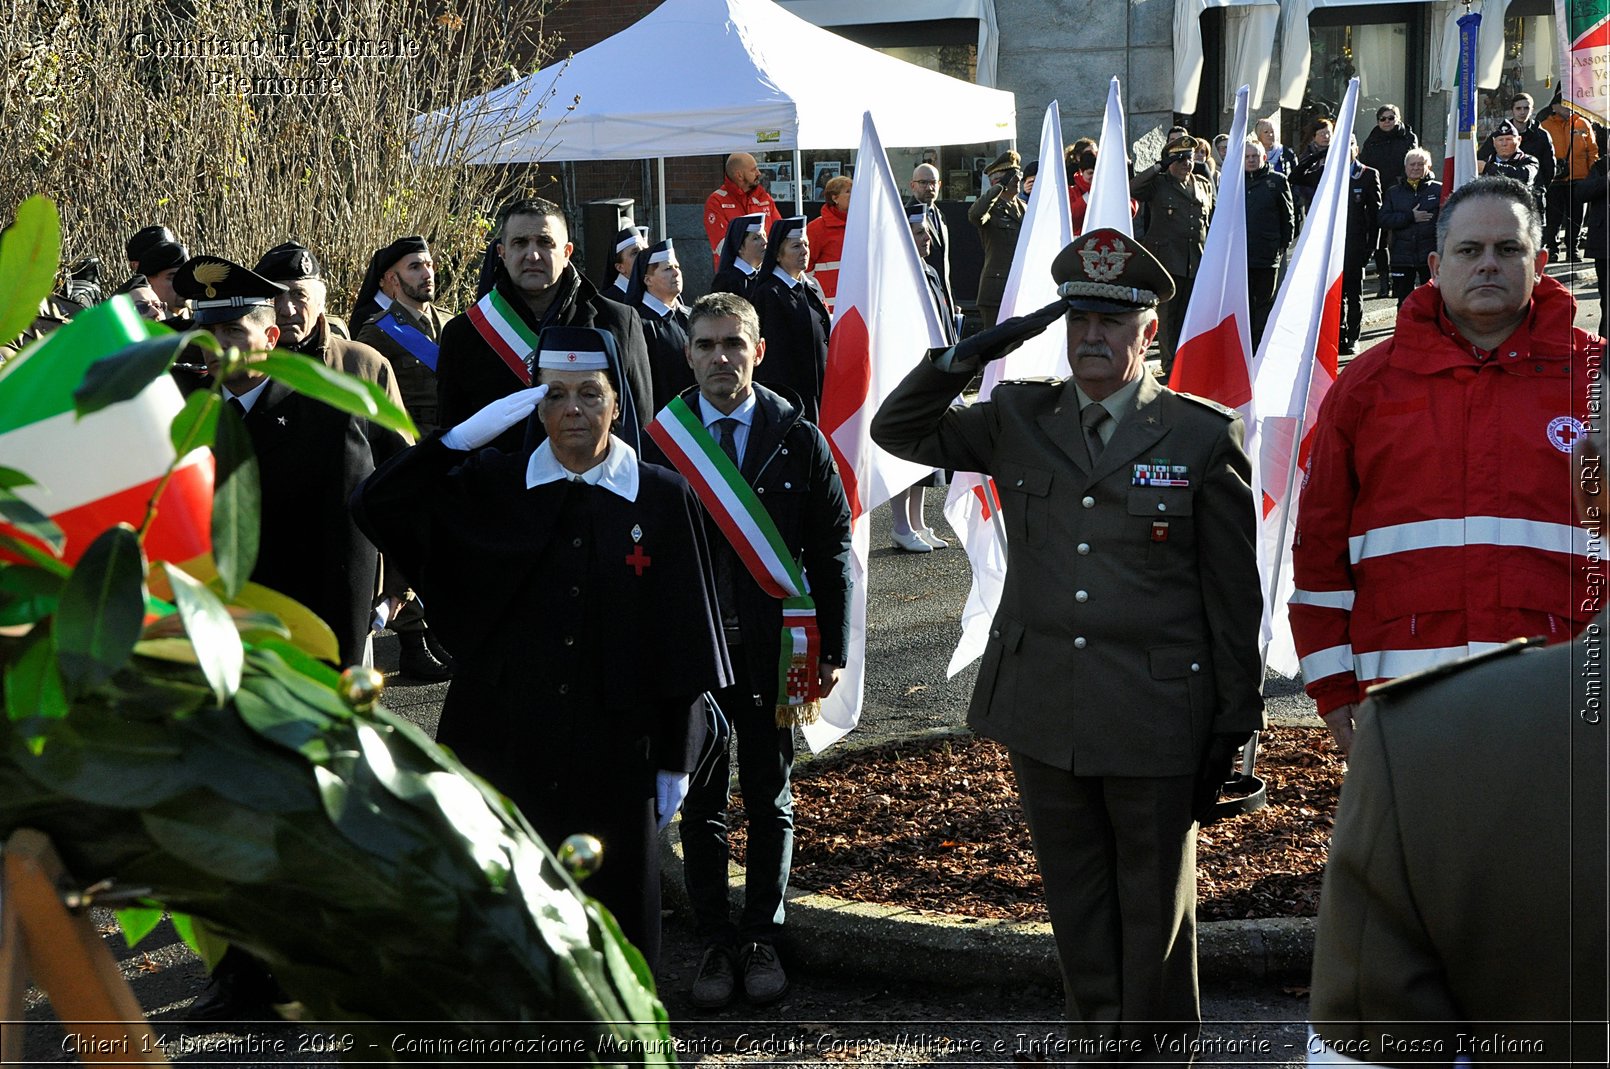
top-left (1310, 630), bottom-right (1608, 1065)
top-left (968, 183), bottom-right (1024, 313)
top-left (1130, 165), bottom-right (1215, 279)
top-left (872, 360), bottom-right (1265, 777)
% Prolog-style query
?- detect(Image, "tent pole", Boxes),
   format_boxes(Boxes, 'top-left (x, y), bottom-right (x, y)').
top-left (793, 148), bottom-right (804, 213)
top-left (657, 158), bottom-right (668, 240)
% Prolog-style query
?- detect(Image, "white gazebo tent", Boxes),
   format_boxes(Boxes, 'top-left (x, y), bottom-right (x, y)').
top-left (415, 0), bottom-right (1016, 228)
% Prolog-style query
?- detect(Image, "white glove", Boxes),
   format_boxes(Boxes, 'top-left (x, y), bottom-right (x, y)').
top-left (655, 770), bottom-right (691, 832)
top-left (441, 384), bottom-right (549, 451)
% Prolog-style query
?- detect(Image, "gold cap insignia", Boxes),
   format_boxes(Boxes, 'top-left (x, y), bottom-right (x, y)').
top-left (1079, 236), bottom-right (1132, 284)
top-left (193, 261), bottom-right (230, 299)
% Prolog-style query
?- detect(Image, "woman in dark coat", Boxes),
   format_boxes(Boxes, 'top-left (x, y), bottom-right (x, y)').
top-left (625, 237), bottom-right (693, 411)
top-left (709, 212), bottom-right (767, 301)
top-left (750, 216), bottom-right (830, 423)
top-left (1377, 147), bottom-right (1441, 308)
top-left (1359, 104), bottom-right (1419, 296)
top-left (352, 326), bottom-right (730, 972)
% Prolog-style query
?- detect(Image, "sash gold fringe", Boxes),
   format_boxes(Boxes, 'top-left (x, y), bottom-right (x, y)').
top-left (776, 700), bottom-right (820, 727)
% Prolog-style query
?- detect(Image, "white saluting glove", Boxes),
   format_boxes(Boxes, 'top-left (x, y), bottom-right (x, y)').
top-left (655, 770), bottom-right (691, 832)
top-left (441, 384), bottom-right (549, 451)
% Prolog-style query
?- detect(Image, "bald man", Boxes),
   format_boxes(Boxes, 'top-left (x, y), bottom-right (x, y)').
top-left (909, 163), bottom-right (956, 321)
top-left (704, 152), bottom-right (781, 271)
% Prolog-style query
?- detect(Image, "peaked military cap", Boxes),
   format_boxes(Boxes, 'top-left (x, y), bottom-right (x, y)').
top-left (254, 241), bottom-right (322, 282)
top-left (1492, 119), bottom-right (1521, 138)
top-left (984, 150), bottom-right (1021, 177)
top-left (173, 256), bottom-right (287, 325)
top-left (1050, 227), bottom-right (1175, 313)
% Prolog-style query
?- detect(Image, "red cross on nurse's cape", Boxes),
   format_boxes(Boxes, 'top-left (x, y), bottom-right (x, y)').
top-left (625, 545), bottom-right (652, 576)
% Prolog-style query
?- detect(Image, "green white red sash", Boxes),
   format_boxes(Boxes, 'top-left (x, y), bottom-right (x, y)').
top-left (646, 396), bottom-right (821, 726)
top-left (467, 288), bottom-right (541, 385)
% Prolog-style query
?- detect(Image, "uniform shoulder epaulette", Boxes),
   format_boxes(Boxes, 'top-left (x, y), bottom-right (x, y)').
top-left (1364, 637), bottom-right (1541, 702)
top-left (995, 376), bottom-right (1064, 388)
top-left (1174, 392), bottom-right (1238, 420)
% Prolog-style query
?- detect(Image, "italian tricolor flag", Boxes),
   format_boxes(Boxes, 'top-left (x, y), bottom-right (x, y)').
top-left (1557, 0), bottom-right (1610, 125)
top-left (0, 299), bottom-right (213, 566)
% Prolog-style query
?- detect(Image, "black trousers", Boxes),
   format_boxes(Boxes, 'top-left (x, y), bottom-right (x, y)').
top-left (1248, 267), bottom-right (1278, 351)
top-left (1545, 181), bottom-right (1586, 258)
top-left (1341, 255), bottom-right (1366, 350)
top-left (1390, 262), bottom-right (1432, 308)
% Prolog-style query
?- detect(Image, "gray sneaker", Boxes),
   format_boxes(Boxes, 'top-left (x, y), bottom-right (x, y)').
top-left (740, 941), bottom-right (789, 1004)
top-left (689, 945), bottom-right (736, 1009)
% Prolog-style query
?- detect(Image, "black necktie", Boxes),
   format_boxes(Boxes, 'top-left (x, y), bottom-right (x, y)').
top-left (716, 418), bottom-right (740, 467)
top-left (228, 397), bottom-right (246, 419)
top-left (1081, 403), bottom-right (1110, 466)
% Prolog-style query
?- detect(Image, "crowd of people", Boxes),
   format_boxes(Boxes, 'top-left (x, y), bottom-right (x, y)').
top-left (4, 107), bottom-right (1605, 1053)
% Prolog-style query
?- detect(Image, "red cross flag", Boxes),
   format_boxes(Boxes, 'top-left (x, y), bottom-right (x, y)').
top-left (811, 111), bottom-right (943, 751)
top-left (943, 98), bottom-right (1075, 675)
top-left (1251, 76), bottom-right (1359, 675)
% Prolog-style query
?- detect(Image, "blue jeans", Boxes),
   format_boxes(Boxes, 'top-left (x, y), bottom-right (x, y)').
top-left (680, 671), bottom-right (795, 946)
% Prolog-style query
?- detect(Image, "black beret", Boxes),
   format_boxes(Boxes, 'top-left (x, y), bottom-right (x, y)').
top-left (254, 241), bottom-right (322, 282)
top-left (137, 240), bottom-right (189, 275)
top-left (373, 235), bottom-right (429, 276)
top-left (126, 225), bottom-right (177, 263)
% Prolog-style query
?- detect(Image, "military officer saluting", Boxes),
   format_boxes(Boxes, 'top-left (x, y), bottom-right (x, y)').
top-left (872, 229), bottom-right (1264, 1060)
top-left (969, 150), bottom-right (1026, 328)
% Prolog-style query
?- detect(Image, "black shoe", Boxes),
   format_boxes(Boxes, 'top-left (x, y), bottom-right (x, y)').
top-left (186, 956), bottom-right (278, 1022)
top-left (689, 944), bottom-right (737, 1009)
top-left (740, 941), bottom-right (789, 1004)
top-left (1374, 284), bottom-right (1392, 299)
top-left (423, 629), bottom-right (455, 668)
top-left (398, 631), bottom-right (453, 681)
top-left (1339, 341), bottom-right (1357, 356)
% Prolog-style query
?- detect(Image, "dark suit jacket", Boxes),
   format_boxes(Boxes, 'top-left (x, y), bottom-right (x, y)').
top-left (643, 384), bottom-right (853, 694)
top-left (872, 363), bottom-right (1264, 776)
top-left (1310, 630), bottom-right (1608, 1066)
top-left (238, 377), bottom-right (406, 666)
top-left (435, 266), bottom-right (652, 454)
top-left (916, 201), bottom-right (955, 314)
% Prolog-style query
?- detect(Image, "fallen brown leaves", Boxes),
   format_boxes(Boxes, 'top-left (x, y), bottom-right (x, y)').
top-left (729, 727), bottom-right (1343, 922)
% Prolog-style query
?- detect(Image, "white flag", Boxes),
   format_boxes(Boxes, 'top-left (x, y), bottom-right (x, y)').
top-left (1084, 77), bottom-right (1135, 236)
top-left (1250, 77), bottom-right (1359, 675)
top-left (943, 100), bottom-right (1074, 675)
top-left (809, 112), bottom-right (943, 751)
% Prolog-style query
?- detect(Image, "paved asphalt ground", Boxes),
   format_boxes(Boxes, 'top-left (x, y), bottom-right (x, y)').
top-left (17, 265), bottom-right (1601, 1065)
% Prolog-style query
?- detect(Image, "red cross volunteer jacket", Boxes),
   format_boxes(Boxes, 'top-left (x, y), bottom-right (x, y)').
top-left (1291, 273), bottom-right (1603, 715)
top-left (703, 178), bottom-right (779, 270)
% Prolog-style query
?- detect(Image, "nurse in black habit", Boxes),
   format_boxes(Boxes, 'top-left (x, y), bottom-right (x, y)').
top-left (352, 325), bottom-right (730, 970)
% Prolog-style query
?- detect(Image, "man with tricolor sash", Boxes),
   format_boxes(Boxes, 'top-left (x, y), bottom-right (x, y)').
top-left (435, 197), bottom-right (652, 455)
top-left (645, 291), bottom-right (851, 1011)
